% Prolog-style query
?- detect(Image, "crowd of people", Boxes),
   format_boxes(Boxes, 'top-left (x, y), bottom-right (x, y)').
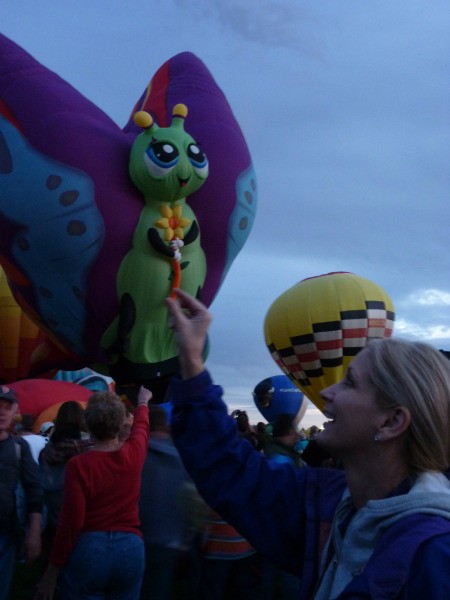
top-left (1, 382), bottom-right (325, 600)
top-left (1, 288), bottom-right (450, 599)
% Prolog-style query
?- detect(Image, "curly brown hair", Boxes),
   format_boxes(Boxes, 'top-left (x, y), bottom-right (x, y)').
top-left (85, 391), bottom-right (126, 441)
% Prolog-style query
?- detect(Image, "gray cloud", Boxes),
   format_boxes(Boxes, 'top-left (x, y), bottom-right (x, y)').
top-left (173, 0), bottom-right (325, 56)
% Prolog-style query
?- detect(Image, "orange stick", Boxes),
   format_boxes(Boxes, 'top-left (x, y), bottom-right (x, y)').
top-left (170, 259), bottom-right (181, 299)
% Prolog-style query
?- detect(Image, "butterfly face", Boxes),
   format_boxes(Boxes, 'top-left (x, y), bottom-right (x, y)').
top-left (129, 107), bottom-right (209, 203)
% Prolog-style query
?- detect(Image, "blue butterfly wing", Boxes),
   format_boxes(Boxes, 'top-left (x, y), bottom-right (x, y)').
top-left (0, 115), bottom-right (105, 356)
top-left (222, 163), bottom-right (257, 285)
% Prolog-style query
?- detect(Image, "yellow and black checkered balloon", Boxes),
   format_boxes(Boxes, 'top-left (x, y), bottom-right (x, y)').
top-left (264, 272), bottom-right (395, 413)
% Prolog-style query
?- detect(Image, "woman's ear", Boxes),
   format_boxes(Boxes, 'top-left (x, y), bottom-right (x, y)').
top-left (379, 406), bottom-right (411, 441)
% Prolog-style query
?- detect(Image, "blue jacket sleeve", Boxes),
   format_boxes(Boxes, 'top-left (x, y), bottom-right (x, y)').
top-left (171, 370), bottom-right (346, 579)
top-left (404, 534), bottom-right (450, 599)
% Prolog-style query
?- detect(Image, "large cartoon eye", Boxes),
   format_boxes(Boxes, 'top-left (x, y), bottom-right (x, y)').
top-left (144, 142), bottom-right (179, 177)
top-left (187, 143), bottom-right (209, 177)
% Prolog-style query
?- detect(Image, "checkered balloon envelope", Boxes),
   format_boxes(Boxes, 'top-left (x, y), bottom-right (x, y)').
top-left (263, 272), bottom-right (395, 413)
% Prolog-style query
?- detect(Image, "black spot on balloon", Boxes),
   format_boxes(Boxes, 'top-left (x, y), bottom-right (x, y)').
top-left (250, 178), bottom-right (256, 191)
top-left (239, 217), bottom-right (248, 230)
top-left (245, 191), bottom-right (253, 204)
top-left (39, 287), bottom-right (53, 299)
top-left (46, 175), bottom-right (62, 190)
top-left (60, 190), bottom-right (79, 206)
top-left (67, 221), bottom-right (86, 236)
top-left (17, 237), bottom-right (29, 251)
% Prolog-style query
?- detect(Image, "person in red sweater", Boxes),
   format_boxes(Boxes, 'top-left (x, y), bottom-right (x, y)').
top-left (36, 386), bottom-right (151, 600)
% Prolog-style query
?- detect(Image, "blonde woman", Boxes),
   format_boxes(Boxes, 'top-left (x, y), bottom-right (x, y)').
top-left (166, 289), bottom-right (450, 600)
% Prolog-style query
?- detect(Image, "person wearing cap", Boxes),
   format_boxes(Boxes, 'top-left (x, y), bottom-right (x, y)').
top-left (40, 422), bottom-right (55, 439)
top-left (0, 385), bottom-right (44, 600)
top-left (264, 414), bottom-right (305, 469)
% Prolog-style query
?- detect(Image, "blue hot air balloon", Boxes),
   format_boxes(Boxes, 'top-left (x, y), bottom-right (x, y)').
top-left (252, 374), bottom-right (307, 425)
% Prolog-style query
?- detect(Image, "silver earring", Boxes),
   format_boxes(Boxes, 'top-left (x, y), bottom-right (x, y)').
top-left (374, 433), bottom-right (382, 442)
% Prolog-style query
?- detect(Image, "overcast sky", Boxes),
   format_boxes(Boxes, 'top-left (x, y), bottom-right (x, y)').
top-left (2, 1), bottom-right (449, 426)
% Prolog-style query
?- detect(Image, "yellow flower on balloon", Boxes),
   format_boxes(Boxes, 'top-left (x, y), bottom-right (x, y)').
top-left (155, 204), bottom-right (191, 241)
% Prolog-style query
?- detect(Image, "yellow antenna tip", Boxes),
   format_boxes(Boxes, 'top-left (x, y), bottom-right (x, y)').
top-left (172, 104), bottom-right (188, 119)
top-left (134, 111), bottom-right (153, 129)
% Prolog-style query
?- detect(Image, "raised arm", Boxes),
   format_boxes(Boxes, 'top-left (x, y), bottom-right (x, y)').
top-left (165, 288), bottom-right (211, 379)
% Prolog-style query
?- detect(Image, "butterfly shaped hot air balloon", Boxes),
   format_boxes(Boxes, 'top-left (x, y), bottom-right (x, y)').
top-left (0, 34), bottom-right (257, 398)
top-left (264, 272), bottom-right (395, 413)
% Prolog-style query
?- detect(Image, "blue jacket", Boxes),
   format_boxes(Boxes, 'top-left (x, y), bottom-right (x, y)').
top-left (336, 513), bottom-right (450, 599)
top-left (139, 435), bottom-right (197, 550)
top-left (0, 435), bottom-right (44, 533)
top-left (171, 371), bottom-right (450, 600)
